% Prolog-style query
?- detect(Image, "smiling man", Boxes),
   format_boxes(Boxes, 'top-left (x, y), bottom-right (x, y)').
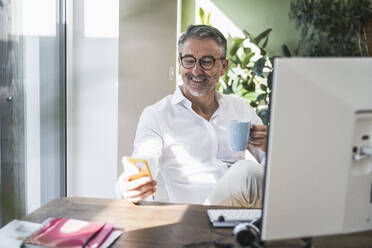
top-left (117, 25), bottom-right (268, 207)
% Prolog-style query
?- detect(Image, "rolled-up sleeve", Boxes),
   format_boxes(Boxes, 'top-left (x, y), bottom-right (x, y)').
top-left (131, 107), bottom-right (163, 179)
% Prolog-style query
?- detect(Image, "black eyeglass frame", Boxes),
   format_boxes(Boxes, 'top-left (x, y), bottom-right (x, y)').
top-left (179, 54), bottom-right (226, 70)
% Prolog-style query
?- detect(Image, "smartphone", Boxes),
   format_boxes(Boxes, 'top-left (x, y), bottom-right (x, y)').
top-left (122, 157), bottom-right (152, 181)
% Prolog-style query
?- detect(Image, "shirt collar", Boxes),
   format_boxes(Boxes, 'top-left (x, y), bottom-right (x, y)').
top-left (172, 86), bottom-right (187, 105)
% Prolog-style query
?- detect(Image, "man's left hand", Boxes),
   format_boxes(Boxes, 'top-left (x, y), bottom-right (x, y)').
top-left (248, 125), bottom-right (268, 153)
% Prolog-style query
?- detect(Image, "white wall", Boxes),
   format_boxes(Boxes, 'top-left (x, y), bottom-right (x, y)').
top-left (117, 0), bottom-right (178, 174)
top-left (67, 0), bottom-right (118, 198)
top-left (67, 0), bottom-right (178, 198)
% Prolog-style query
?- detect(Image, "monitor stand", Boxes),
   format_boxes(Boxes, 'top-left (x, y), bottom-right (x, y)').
top-left (302, 237), bottom-right (312, 248)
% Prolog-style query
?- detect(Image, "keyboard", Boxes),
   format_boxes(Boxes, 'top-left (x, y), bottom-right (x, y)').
top-left (207, 209), bottom-right (262, 227)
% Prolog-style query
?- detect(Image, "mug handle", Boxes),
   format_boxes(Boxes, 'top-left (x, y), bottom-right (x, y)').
top-left (247, 123), bottom-right (255, 143)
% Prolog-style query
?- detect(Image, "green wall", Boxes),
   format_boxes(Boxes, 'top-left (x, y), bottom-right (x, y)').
top-left (210, 0), bottom-right (300, 56)
top-left (181, 0), bottom-right (195, 33)
top-left (181, 0), bottom-right (372, 56)
top-left (181, 0), bottom-right (301, 56)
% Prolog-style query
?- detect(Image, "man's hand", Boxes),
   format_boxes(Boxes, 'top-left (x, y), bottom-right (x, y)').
top-left (118, 172), bottom-right (157, 203)
top-left (248, 125), bottom-right (268, 152)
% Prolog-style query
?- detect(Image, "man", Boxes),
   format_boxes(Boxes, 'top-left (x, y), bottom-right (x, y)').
top-left (117, 25), bottom-right (268, 207)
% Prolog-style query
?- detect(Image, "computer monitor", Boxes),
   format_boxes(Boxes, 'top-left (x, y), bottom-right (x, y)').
top-left (261, 58), bottom-right (372, 241)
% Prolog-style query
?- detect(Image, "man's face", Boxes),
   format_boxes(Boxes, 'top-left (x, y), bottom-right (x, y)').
top-left (179, 38), bottom-right (228, 97)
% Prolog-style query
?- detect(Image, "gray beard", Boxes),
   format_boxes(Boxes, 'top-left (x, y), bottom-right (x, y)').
top-left (183, 82), bottom-right (209, 97)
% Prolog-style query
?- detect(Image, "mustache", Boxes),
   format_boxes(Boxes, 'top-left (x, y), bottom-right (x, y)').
top-left (185, 72), bottom-right (209, 81)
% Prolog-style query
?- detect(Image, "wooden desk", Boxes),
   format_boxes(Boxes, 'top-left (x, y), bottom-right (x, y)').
top-left (23, 197), bottom-right (372, 248)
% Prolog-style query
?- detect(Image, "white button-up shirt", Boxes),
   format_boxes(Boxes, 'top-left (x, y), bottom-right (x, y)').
top-left (131, 86), bottom-right (263, 204)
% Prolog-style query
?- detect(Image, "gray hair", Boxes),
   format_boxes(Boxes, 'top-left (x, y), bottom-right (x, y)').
top-left (178, 25), bottom-right (227, 58)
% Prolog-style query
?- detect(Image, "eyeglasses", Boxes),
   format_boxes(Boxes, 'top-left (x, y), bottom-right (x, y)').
top-left (180, 55), bottom-right (225, 70)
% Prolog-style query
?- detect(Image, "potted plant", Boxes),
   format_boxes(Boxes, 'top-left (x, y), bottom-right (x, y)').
top-left (289, 0), bottom-right (372, 56)
top-left (218, 30), bottom-right (273, 125)
top-left (199, 8), bottom-right (273, 125)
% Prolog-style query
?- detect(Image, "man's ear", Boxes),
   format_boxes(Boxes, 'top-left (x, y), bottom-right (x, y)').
top-left (221, 59), bottom-right (229, 75)
top-left (223, 59), bottom-right (229, 68)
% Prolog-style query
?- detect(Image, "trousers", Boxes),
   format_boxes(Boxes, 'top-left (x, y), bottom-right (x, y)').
top-left (204, 160), bottom-right (264, 208)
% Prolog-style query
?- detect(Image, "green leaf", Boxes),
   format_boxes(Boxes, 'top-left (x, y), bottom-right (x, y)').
top-left (246, 80), bottom-right (256, 92)
top-left (243, 30), bottom-right (253, 40)
top-left (223, 73), bottom-right (229, 83)
top-left (253, 28), bottom-right (272, 45)
top-left (243, 47), bottom-right (252, 54)
top-left (206, 13), bottom-right (211, 25)
top-left (218, 78), bottom-right (227, 90)
top-left (241, 52), bottom-right (255, 68)
top-left (257, 93), bottom-right (267, 102)
top-left (232, 77), bottom-right (239, 92)
top-left (253, 57), bottom-right (266, 77)
top-left (216, 83), bottom-right (222, 91)
top-left (260, 84), bottom-right (267, 91)
top-left (199, 8), bottom-right (205, 24)
top-left (250, 101), bottom-right (258, 108)
top-left (233, 37), bottom-right (245, 46)
top-left (229, 44), bottom-right (240, 56)
top-left (243, 92), bottom-right (258, 101)
top-left (258, 109), bottom-right (269, 125)
top-left (261, 35), bottom-right (269, 48)
top-left (224, 87), bottom-right (233, 94)
top-left (236, 83), bottom-right (243, 92)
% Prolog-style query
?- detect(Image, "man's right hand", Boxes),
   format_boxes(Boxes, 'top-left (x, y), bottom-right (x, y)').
top-left (118, 172), bottom-right (157, 203)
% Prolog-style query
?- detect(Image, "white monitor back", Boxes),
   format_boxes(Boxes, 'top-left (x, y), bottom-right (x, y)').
top-left (261, 58), bottom-right (372, 241)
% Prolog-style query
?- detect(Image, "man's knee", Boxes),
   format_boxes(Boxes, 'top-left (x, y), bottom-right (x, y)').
top-left (228, 160), bottom-right (264, 182)
top-left (226, 160), bottom-right (263, 207)
top-left (205, 160), bottom-right (264, 207)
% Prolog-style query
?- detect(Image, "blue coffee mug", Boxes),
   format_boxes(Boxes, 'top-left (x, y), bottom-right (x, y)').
top-left (227, 120), bottom-right (252, 151)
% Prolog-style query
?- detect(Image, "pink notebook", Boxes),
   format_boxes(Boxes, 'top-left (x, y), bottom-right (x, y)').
top-left (24, 218), bottom-right (114, 247)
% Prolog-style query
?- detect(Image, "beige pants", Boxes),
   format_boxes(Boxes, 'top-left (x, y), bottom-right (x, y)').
top-left (204, 160), bottom-right (264, 208)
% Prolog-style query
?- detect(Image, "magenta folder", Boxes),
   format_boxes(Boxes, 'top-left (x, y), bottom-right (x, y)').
top-left (24, 218), bottom-right (115, 247)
